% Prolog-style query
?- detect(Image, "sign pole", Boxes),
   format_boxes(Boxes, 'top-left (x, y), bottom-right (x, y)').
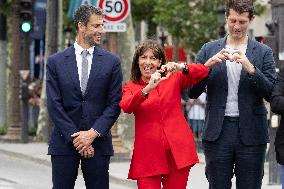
top-left (98, 0), bottom-right (130, 154)
top-left (107, 33), bottom-right (117, 54)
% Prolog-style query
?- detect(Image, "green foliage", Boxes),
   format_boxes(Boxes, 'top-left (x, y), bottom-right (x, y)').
top-left (28, 127), bottom-right (37, 136)
top-left (254, 2), bottom-right (267, 16)
top-left (131, 0), bottom-right (156, 23)
top-left (0, 127), bottom-right (7, 135)
top-left (0, 126), bottom-right (38, 136)
top-left (131, 0), bottom-right (222, 52)
top-left (131, 0), bottom-right (158, 37)
top-left (131, 0), bottom-right (268, 53)
top-left (0, 0), bottom-right (11, 16)
top-left (154, 0), bottom-right (221, 53)
top-left (63, 0), bottom-right (74, 27)
top-left (63, 0), bottom-right (76, 34)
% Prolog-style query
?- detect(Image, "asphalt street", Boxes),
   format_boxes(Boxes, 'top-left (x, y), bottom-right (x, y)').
top-left (0, 142), bottom-right (281, 189)
top-left (0, 153), bottom-right (133, 189)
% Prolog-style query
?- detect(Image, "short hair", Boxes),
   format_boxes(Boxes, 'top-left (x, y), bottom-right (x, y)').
top-left (130, 40), bottom-right (166, 83)
top-left (225, 0), bottom-right (254, 20)
top-left (73, 5), bottom-right (104, 31)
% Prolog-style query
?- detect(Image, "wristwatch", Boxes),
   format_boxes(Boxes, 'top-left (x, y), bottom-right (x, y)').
top-left (141, 89), bottom-right (148, 97)
top-left (182, 63), bottom-right (189, 73)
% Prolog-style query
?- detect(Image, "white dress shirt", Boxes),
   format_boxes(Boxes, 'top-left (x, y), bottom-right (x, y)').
top-left (74, 42), bottom-right (95, 90)
top-left (225, 44), bottom-right (247, 117)
top-left (73, 42), bottom-right (101, 137)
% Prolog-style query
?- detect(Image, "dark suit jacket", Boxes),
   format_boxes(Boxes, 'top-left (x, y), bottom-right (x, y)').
top-left (46, 46), bottom-right (122, 155)
top-left (271, 66), bottom-right (284, 164)
top-left (188, 36), bottom-right (276, 145)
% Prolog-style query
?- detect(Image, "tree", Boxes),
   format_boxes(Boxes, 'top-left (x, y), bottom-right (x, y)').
top-left (36, 0), bottom-right (62, 142)
top-left (4, 0), bottom-right (22, 141)
top-left (131, 0), bottom-right (157, 37)
top-left (154, 0), bottom-right (221, 54)
top-left (0, 0), bottom-right (8, 128)
top-left (132, 0), bottom-right (267, 55)
top-left (116, 12), bottom-right (136, 152)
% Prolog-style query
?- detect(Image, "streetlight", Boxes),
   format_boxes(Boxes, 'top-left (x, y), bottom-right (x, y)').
top-left (159, 31), bottom-right (167, 48)
top-left (216, 5), bottom-right (226, 37)
top-left (64, 26), bottom-right (73, 47)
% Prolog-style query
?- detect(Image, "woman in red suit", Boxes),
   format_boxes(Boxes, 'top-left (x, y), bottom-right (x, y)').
top-left (120, 40), bottom-right (218, 189)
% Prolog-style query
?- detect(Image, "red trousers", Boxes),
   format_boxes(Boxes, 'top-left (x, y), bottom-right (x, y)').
top-left (137, 149), bottom-right (190, 189)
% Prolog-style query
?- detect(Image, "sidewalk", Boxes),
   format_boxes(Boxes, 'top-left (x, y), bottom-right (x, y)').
top-left (0, 142), bottom-right (137, 188)
top-left (0, 142), bottom-right (281, 189)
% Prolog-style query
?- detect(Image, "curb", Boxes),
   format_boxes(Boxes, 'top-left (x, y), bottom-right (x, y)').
top-left (0, 148), bottom-right (51, 166)
top-left (109, 175), bottom-right (136, 188)
top-left (111, 153), bottom-right (131, 162)
top-left (0, 148), bottom-right (136, 187)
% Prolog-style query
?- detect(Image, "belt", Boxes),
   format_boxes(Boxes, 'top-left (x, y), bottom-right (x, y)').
top-left (224, 116), bottom-right (239, 122)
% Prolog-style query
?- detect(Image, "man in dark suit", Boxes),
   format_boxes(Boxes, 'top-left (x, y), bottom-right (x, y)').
top-left (271, 66), bottom-right (284, 187)
top-left (46, 5), bottom-right (122, 189)
top-left (188, 0), bottom-right (276, 188)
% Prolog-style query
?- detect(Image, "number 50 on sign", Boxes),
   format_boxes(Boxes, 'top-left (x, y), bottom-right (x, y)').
top-left (98, 0), bottom-right (130, 23)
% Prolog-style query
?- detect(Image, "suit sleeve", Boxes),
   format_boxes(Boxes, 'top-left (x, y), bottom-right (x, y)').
top-left (247, 47), bottom-right (276, 101)
top-left (46, 56), bottom-right (79, 143)
top-left (119, 83), bottom-right (147, 114)
top-left (91, 56), bottom-right (123, 137)
top-left (188, 43), bottom-right (210, 99)
top-left (271, 67), bottom-right (284, 114)
top-left (178, 63), bottom-right (209, 91)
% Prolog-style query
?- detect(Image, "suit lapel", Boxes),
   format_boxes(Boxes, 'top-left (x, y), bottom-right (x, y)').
top-left (239, 38), bottom-right (256, 86)
top-left (64, 46), bottom-right (82, 95)
top-left (84, 47), bottom-right (104, 96)
top-left (216, 37), bottom-right (228, 85)
top-left (217, 36), bottom-right (228, 77)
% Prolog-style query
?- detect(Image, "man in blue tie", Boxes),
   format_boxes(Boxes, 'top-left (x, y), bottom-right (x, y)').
top-left (46, 5), bottom-right (122, 189)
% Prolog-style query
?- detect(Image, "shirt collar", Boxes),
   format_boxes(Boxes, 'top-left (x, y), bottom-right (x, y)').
top-left (74, 41), bottom-right (95, 55)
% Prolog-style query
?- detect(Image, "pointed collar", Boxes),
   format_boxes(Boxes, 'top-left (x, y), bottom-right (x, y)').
top-left (73, 41), bottom-right (95, 55)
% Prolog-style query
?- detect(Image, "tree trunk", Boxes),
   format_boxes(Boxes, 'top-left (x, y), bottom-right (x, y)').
top-left (58, 0), bottom-right (63, 50)
top-left (116, 14), bottom-right (135, 152)
top-left (4, 0), bottom-right (21, 141)
top-left (172, 37), bottom-right (180, 62)
top-left (36, 0), bottom-right (61, 142)
top-left (0, 40), bottom-right (7, 128)
top-left (0, 4), bottom-right (7, 128)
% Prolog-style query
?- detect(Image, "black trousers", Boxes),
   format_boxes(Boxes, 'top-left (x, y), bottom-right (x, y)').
top-left (51, 153), bottom-right (110, 189)
top-left (203, 117), bottom-right (266, 189)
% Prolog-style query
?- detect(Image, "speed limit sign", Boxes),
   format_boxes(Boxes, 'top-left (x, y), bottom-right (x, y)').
top-left (98, 0), bottom-right (130, 22)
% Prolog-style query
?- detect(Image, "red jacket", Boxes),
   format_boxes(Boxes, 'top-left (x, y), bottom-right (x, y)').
top-left (119, 64), bottom-right (209, 179)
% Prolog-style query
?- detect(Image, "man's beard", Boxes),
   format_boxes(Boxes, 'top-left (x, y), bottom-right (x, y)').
top-left (84, 32), bottom-right (101, 46)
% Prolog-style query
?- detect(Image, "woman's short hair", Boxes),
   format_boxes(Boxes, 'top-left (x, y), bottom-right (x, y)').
top-left (130, 40), bottom-right (166, 83)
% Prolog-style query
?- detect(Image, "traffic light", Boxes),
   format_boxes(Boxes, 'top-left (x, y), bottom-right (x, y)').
top-left (19, 0), bottom-right (33, 33)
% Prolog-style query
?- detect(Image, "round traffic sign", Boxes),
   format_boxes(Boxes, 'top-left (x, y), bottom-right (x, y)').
top-left (98, 0), bottom-right (129, 22)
